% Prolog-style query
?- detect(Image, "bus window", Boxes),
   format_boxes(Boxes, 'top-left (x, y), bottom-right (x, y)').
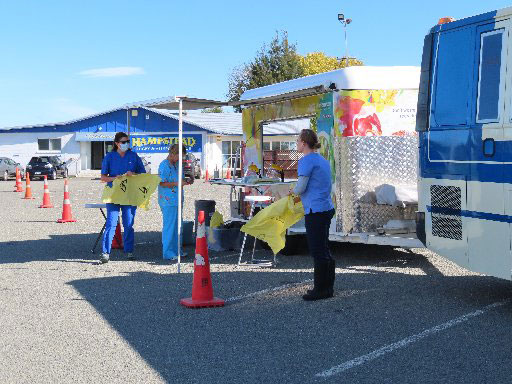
top-left (476, 29), bottom-right (504, 123)
top-left (432, 28), bottom-right (472, 127)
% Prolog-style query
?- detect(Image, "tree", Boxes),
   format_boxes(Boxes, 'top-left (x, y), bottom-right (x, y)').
top-left (227, 32), bottom-right (364, 111)
top-left (201, 106), bottom-right (223, 113)
top-left (227, 31), bottom-right (304, 111)
top-left (300, 52), bottom-right (363, 76)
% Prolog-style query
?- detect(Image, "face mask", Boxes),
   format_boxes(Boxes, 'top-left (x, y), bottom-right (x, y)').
top-left (119, 143), bottom-right (129, 152)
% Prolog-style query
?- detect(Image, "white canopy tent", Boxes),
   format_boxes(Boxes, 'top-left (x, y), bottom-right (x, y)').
top-left (139, 96), bottom-right (227, 272)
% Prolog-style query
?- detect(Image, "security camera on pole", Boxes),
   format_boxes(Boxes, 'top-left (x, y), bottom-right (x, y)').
top-left (337, 13), bottom-right (352, 67)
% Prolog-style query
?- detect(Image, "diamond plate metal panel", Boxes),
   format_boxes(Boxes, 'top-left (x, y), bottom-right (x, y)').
top-left (334, 136), bottom-right (418, 233)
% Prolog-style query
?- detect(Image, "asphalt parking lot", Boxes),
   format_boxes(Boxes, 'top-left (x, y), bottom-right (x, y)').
top-left (1, 177), bottom-right (512, 383)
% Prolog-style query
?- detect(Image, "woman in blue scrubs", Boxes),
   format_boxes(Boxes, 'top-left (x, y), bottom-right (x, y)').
top-left (158, 144), bottom-right (191, 260)
top-left (100, 132), bottom-right (146, 263)
top-left (292, 129), bottom-right (335, 301)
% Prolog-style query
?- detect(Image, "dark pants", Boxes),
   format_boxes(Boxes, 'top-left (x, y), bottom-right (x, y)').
top-left (304, 209), bottom-right (335, 261)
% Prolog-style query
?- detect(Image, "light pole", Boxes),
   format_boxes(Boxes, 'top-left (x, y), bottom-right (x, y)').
top-left (338, 13), bottom-right (352, 67)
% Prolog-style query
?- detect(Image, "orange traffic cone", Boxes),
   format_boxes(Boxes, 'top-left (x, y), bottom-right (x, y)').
top-left (39, 175), bottom-right (54, 208)
top-left (181, 210), bottom-right (225, 308)
top-left (226, 168), bottom-right (231, 180)
top-left (204, 169), bottom-right (209, 182)
top-left (13, 168), bottom-right (23, 192)
top-left (112, 220), bottom-right (123, 249)
top-left (13, 167), bottom-right (18, 189)
top-left (57, 178), bottom-right (76, 223)
top-left (23, 172), bottom-right (34, 199)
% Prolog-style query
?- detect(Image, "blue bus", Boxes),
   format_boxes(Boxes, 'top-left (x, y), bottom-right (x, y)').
top-left (417, 8), bottom-right (512, 279)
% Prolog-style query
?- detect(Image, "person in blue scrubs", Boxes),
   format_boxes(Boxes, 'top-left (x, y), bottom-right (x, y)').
top-left (291, 129), bottom-right (335, 301)
top-left (99, 132), bottom-right (146, 263)
top-left (158, 144), bottom-right (191, 260)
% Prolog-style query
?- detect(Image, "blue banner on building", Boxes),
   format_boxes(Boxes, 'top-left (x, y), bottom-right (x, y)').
top-left (130, 134), bottom-right (202, 153)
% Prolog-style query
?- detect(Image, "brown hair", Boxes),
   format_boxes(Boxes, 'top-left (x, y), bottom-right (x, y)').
top-left (169, 143), bottom-right (187, 155)
top-left (112, 132), bottom-right (129, 151)
top-left (299, 129), bottom-right (321, 149)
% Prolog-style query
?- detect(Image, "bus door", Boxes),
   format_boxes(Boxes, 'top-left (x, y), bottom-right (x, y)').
top-left (425, 26), bottom-right (472, 269)
top-left (467, 20), bottom-right (511, 279)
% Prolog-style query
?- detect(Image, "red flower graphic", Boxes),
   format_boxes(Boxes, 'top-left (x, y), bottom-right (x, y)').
top-left (353, 113), bottom-right (382, 136)
top-left (337, 97), bottom-right (365, 136)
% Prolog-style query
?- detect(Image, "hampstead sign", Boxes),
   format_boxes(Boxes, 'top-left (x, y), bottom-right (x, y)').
top-left (75, 132), bottom-right (202, 153)
top-left (130, 134), bottom-right (202, 153)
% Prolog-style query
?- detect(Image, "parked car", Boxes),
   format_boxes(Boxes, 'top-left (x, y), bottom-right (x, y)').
top-left (0, 157), bottom-right (24, 181)
top-left (140, 156), bottom-right (151, 174)
top-left (183, 153), bottom-right (201, 181)
top-left (26, 156), bottom-right (68, 180)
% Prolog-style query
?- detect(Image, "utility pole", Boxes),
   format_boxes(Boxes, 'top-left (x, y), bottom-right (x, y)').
top-left (338, 13), bottom-right (352, 67)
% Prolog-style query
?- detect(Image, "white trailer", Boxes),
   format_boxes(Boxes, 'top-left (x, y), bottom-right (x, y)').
top-left (224, 66), bottom-right (423, 249)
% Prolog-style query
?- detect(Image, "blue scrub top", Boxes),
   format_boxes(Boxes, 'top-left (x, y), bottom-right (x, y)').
top-left (298, 152), bottom-right (334, 214)
top-left (158, 159), bottom-right (184, 207)
top-left (101, 150), bottom-right (146, 187)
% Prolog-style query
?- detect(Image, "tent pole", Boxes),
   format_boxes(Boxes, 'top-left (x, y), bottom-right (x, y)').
top-left (126, 109), bottom-right (130, 136)
top-left (177, 98), bottom-right (183, 274)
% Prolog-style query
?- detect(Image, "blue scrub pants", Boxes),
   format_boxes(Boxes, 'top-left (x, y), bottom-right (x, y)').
top-left (160, 205), bottom-right (183, 260)
top-left (102, 203), bottom-right (137, 254)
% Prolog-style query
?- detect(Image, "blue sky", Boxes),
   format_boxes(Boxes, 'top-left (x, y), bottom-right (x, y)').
top-left (1, 0), bottom-right (511, 127)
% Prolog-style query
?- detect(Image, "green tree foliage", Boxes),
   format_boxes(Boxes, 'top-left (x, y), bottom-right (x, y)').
top-left (227, 31), bottom-right (304, 111)
top-left (227, 33), bottom-right (364, 111)
top-left (201, 106), bottom-right (223, 113)
top-left (300, 52), bottom-right (363, 76)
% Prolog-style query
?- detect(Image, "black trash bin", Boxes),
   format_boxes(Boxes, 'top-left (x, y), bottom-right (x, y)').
top-left (207, 222), bottom-right (262, 252)
top-left (208, 227), bottom-right (240, 251)
top-left (194, 200), bottom-right (216, 233)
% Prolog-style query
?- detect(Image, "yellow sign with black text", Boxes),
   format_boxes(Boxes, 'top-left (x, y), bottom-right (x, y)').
top-left (102, 174), bottom-right (161, 210)
top-left (130, 134), bottom-right (202, 153)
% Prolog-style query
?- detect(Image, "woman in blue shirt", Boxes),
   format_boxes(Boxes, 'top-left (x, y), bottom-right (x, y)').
top-left (158, 144), bottom-right (191, 260)
top-left (99, 132), bottom-right (146, 263)
top-left (292, 129), bottom-right (335, 301)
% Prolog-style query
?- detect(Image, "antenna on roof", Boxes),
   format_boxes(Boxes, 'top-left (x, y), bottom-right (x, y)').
top-left (338, 13), bottom-right (352, 67)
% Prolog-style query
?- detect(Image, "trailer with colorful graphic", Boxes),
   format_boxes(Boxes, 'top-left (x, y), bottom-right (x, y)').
top-left (229, 66), bottom-right (423, 248)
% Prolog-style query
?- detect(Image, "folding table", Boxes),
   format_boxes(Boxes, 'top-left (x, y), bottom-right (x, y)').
top-left (84, 203), bottom-right (107, 254)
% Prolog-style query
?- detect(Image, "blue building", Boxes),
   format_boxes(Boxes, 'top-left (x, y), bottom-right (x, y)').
top-left (0, 104), bottom-right (247, 176)
top-left (0, 96), bottom-right (303, 177)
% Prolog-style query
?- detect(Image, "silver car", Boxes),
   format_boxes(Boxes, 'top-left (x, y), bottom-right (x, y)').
top-left (0, 157), bottom-right (24, 181)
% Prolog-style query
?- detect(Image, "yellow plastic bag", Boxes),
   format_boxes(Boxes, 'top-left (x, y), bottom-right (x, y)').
top-left (102, 173), bottom-right (161, 210)
top-left (210, 211), bottom-right (224, 228)
top-left (241, 195), bottom-right (304, 254)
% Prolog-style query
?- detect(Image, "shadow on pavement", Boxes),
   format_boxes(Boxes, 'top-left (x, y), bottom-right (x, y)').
top-left (66, 250), bottom-right (512, 383)
top-left (4, 224), bottom-right (512, 382)
top-left (0, 231), bottom-right (176, 264)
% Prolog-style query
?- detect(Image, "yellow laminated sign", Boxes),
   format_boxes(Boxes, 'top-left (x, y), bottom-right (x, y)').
top-left (241, 195), bottom-right (304, 254)
top-left (210, 211), bottom-right (224, 228)
top-left (102, 174), bottom-right (161, 210)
